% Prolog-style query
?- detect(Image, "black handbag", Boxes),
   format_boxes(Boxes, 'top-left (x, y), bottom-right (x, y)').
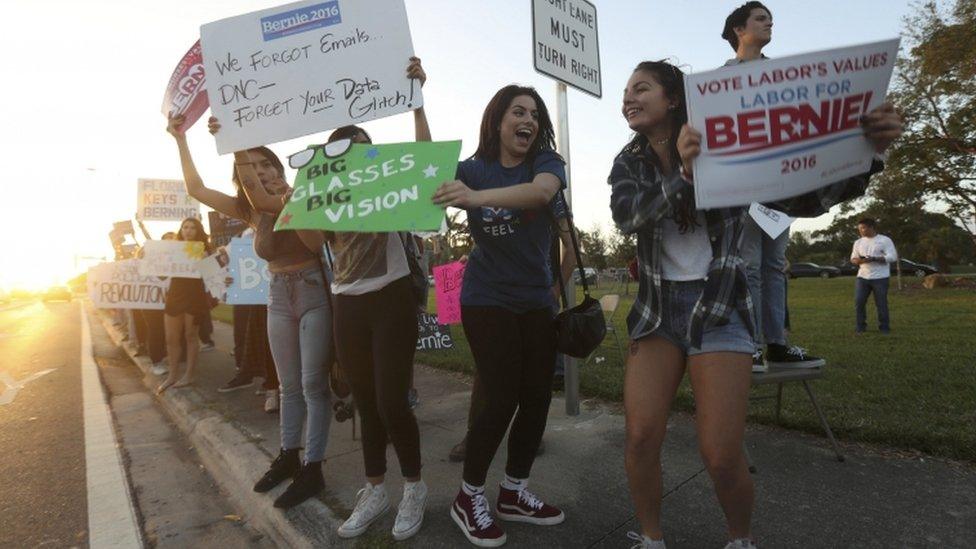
top-left (551, 189), bottom-right (606, 358)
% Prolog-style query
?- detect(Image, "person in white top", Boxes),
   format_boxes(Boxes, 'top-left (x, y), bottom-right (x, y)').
top-left (851, 218), bottom-right (898, 333)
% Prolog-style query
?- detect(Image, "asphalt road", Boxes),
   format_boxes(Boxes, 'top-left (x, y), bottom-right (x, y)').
top-left (0, 299), bottom-right (88, 547)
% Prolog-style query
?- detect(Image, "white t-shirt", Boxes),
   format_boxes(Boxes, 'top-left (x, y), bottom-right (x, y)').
top-left (851, 234), bottom-right (897, 279)
top-left (661, 212), bottom-right (712, 281)
top-left (331, 232), bottom-right (409, 295)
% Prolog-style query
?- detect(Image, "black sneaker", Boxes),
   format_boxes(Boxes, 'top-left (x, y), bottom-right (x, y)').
top-left (752, 349), bottom-right (768, 373)
top-left (254, 448), bottom-right (301, 493)
top-left (766, 344), bottom-right (825, 369)
top-left (218, 372), bottom-right (254, 393)
top-left (274, 461), bottom-right (324, 508)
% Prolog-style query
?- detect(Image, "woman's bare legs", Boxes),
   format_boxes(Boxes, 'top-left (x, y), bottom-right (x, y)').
top-left (158, 313), bottom-right (185, 393)
top-left (687, 352), bottom-right (754, 540)
top-left (624, 336), bottom-right (686, 540)
top-left (176, 313), bottom-right (200, 387)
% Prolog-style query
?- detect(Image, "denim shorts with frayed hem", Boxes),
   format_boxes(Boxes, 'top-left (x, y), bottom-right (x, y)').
top-left (641, 279), bottom-right (754, 356)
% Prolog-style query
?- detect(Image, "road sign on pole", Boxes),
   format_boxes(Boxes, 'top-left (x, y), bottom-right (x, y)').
top-left (532, 0), bottom-right (602, 98)
top-left (532, 0), bottom-right (601, 416)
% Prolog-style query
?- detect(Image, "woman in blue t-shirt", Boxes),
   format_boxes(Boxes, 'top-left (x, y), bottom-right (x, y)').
top-left (433, 85), bottom-right (573, 547)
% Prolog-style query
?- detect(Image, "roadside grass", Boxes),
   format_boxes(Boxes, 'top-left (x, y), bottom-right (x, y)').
top-left (417, 276), bottom-right (976, 462)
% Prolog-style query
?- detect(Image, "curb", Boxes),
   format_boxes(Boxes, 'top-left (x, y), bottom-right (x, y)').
top-left (90, 307), bottom-right (344, 548)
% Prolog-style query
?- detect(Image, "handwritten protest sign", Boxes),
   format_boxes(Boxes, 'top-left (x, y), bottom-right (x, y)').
top-left (208, 211), bottom-right (249, 247)
top-left (198, 249), bottom-right (230, 302)
top-left (161, 40), bottom-right (209, 132)
top-left (139, 240), bottom-right (205, 278)
top-left (88, 260), bottom-right (170, 310)
top-left (684, 38), bottom-right (899, 209)
top-left (275, 140), bottom-right (460, 232)
top-left (227, 237), bottom-right (271, 304)
top-left (137, 179), bottom-right (201, 221)
top-left (113, 220), bottom-right (135, 236)
top-left (200, 0), bottom-right (422, 154)
top-left (748, 203), bottom-right (794, 239)
top-left (416, 313), bottom-right (454, 351)
top-left (432, 261), bottom-right (465, 325)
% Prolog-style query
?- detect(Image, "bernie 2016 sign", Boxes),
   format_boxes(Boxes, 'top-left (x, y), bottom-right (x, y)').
top-left (275, 139), bottom-right (461, 232)
top-left (683, 38), bottom-right (899, 209)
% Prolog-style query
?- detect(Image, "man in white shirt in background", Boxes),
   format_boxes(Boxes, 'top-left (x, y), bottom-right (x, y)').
top-left (851, 218), bottom-right (898, 333)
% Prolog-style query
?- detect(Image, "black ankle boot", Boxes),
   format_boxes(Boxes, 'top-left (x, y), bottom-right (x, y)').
top-left (273, 461), bottom-right (324, 509)
top-left (253, 448), bottom-right (301, 493)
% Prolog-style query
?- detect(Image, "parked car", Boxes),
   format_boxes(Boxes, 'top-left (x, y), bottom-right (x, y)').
top-left (898, 259), bottom-right (938, 277)
top-left (42, 286), bottom-right (72, 302)
top-left (787, 262), bottom-right (840, 279)
top-left (836, 260), bottom-right (858, 276)
top-left (572, 267), bottom-right (597, 285)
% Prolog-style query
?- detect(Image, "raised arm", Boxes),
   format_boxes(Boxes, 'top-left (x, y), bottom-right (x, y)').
top-left (407, 56), bottom-right (431, 142)
top-left (166, 112), bottom-right (243, 219)
top-left (232, 149), bottom-right (287, 214)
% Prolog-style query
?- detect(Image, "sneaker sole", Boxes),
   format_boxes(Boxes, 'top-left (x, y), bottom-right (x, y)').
top-left (767, 359), bottom-right (826, 369)
top-left (496, 509), bottom-right (565, 525)
top-left (337, 501), bottom-right (389, 539)
top-left (450, 506), bottom-right (506, 547)
top-left (391, 493), bottom-right (427, 541)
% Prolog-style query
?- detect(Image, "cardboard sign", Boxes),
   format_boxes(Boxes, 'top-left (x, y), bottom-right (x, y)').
top-left (198, 248), bottom-right (230, 302)
top-left (113, 220), bottom-right (135, 236)
top-left (139, 240), bottom-right (205, 278)
top-left (88, 260), bottom-right (170, 310)
top-left (137, 179), bottom-right (202, 221)
top-left (416, 313), bottom-right (454, 351)
top-left (432, 261), bottom-right (465, 325)
top-left (531, 0), bottom-right (602, 97)
top-left (226, 237), bottom-right (271, 304)
top-left (208, 210), bottom-right (249, 247)
top-left (684, 38), bottom-right (899, 209)
top-left (748, 203), bottom-right (794, 239)
top-left (161, 40), bottom-right (209, 132)
top-left (276, 140), bottom-right (460, 232)
top-left (200, 0), bottom-right (422, 154)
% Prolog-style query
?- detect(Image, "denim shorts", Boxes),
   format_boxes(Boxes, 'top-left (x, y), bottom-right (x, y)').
top-left (644, 279), bottom-right (754, 356)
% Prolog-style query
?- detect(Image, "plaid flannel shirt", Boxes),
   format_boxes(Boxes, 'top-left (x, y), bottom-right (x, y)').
top-left (608, 138), bottom-right (881, 347)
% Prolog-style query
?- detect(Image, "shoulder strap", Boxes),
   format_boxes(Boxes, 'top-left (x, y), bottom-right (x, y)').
top-left (548, 188), bottom-right (591, 308)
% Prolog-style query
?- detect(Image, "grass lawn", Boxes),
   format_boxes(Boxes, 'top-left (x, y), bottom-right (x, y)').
top-left (418, 276), bottom-right (976, 462)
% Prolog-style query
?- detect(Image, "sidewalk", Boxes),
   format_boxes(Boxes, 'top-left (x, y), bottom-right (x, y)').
top-left (95, 309), bottom-right (975, 548)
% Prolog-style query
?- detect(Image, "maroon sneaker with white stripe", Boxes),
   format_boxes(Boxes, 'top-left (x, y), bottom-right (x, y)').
top-left (495, 485), bottom-right (565, 525)
top-left (451, 489), bottom-right (507, 547)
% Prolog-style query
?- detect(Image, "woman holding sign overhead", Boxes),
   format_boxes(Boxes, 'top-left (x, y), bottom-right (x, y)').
top-left (165, 121), bottom-right (331, 510)
top-left (432, 85), bottom-right (575, 548)
top-left (322, 57), bottom-right (430, 543)
top-left (609, 60), bottom-right (901, 549)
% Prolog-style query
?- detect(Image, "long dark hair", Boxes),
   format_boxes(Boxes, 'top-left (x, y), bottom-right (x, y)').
top-left (177, 216), bottom-right (213, 253)
top-left (472, 85), bottom-right (556, 163)
top-left (230, 146), bottom-right (286, 223)
top-left (327, 125), bottom-right (372, 144)
top-left (622, 60), bottom-right (699, 233)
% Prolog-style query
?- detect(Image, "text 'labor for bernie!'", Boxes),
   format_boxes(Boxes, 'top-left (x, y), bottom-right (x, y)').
top-left (537, 3), bottom-right (599, 84)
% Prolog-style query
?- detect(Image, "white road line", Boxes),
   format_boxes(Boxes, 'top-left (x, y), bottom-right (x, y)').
top-left (80, 307), bottom-right (143, 548)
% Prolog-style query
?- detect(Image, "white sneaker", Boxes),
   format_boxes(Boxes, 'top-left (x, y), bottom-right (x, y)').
top-left (724, 539), bottom-right (757, 549)
top-left (337, 483), bottom-right (389, 538)
top-left (751, 350), bottom-right (768, 374)
top-left (264, 390), bottom-right (279, 413)
top-left (627, 531), bottom-right (667, 548)
top-left (151, 362), bottom-right (169, 376)
top-left (392, 480), bottom-right (427, 540)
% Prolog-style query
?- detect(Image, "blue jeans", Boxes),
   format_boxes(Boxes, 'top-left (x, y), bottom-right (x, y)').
top-left (741, 215), bottom-right (789, 346)
top-left (646, 280), bottom-right (755, 356)
top-left (267, 267), bottom-right (333, 462)
top-left (855, 277), bottom-right (890, 332)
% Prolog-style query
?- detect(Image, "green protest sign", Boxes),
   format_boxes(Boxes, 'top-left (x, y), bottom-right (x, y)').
top-left (275, 140), bottom-right (461, 233)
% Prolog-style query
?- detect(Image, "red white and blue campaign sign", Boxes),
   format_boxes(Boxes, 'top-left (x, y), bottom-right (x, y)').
top-left (684, 38), bottom-right (899, 209)
top-left (161, 40), bottom-right (209, 133)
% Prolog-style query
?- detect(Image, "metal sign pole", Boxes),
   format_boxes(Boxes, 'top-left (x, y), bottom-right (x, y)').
top-left (555, 82), bottom-right (580, 417)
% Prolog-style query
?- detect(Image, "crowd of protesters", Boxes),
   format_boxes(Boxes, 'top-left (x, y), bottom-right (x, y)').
top-left (109, 2), bottom-right (906, 547)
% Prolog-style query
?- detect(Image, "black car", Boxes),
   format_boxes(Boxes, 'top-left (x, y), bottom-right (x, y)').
top-left (898, 259), bottom-right (938, 277)
top-left (788, 262), bottom-right (841, 279)
top-left (836, 260), bottom-right (859, 276)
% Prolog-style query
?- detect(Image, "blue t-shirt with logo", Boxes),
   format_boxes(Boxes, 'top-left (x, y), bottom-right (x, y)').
top-left (457, 150), bottom-right (568, 313)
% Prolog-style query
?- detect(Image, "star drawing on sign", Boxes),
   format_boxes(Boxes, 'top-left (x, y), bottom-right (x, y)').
top-left (790, 120), bottom-right (803, 137)
top-left (365, 147), bottom-right (380, 159)
top-left (279, 213), bottom-right (293, 226)
top-left (422, 164), bottom-right (439, 178)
